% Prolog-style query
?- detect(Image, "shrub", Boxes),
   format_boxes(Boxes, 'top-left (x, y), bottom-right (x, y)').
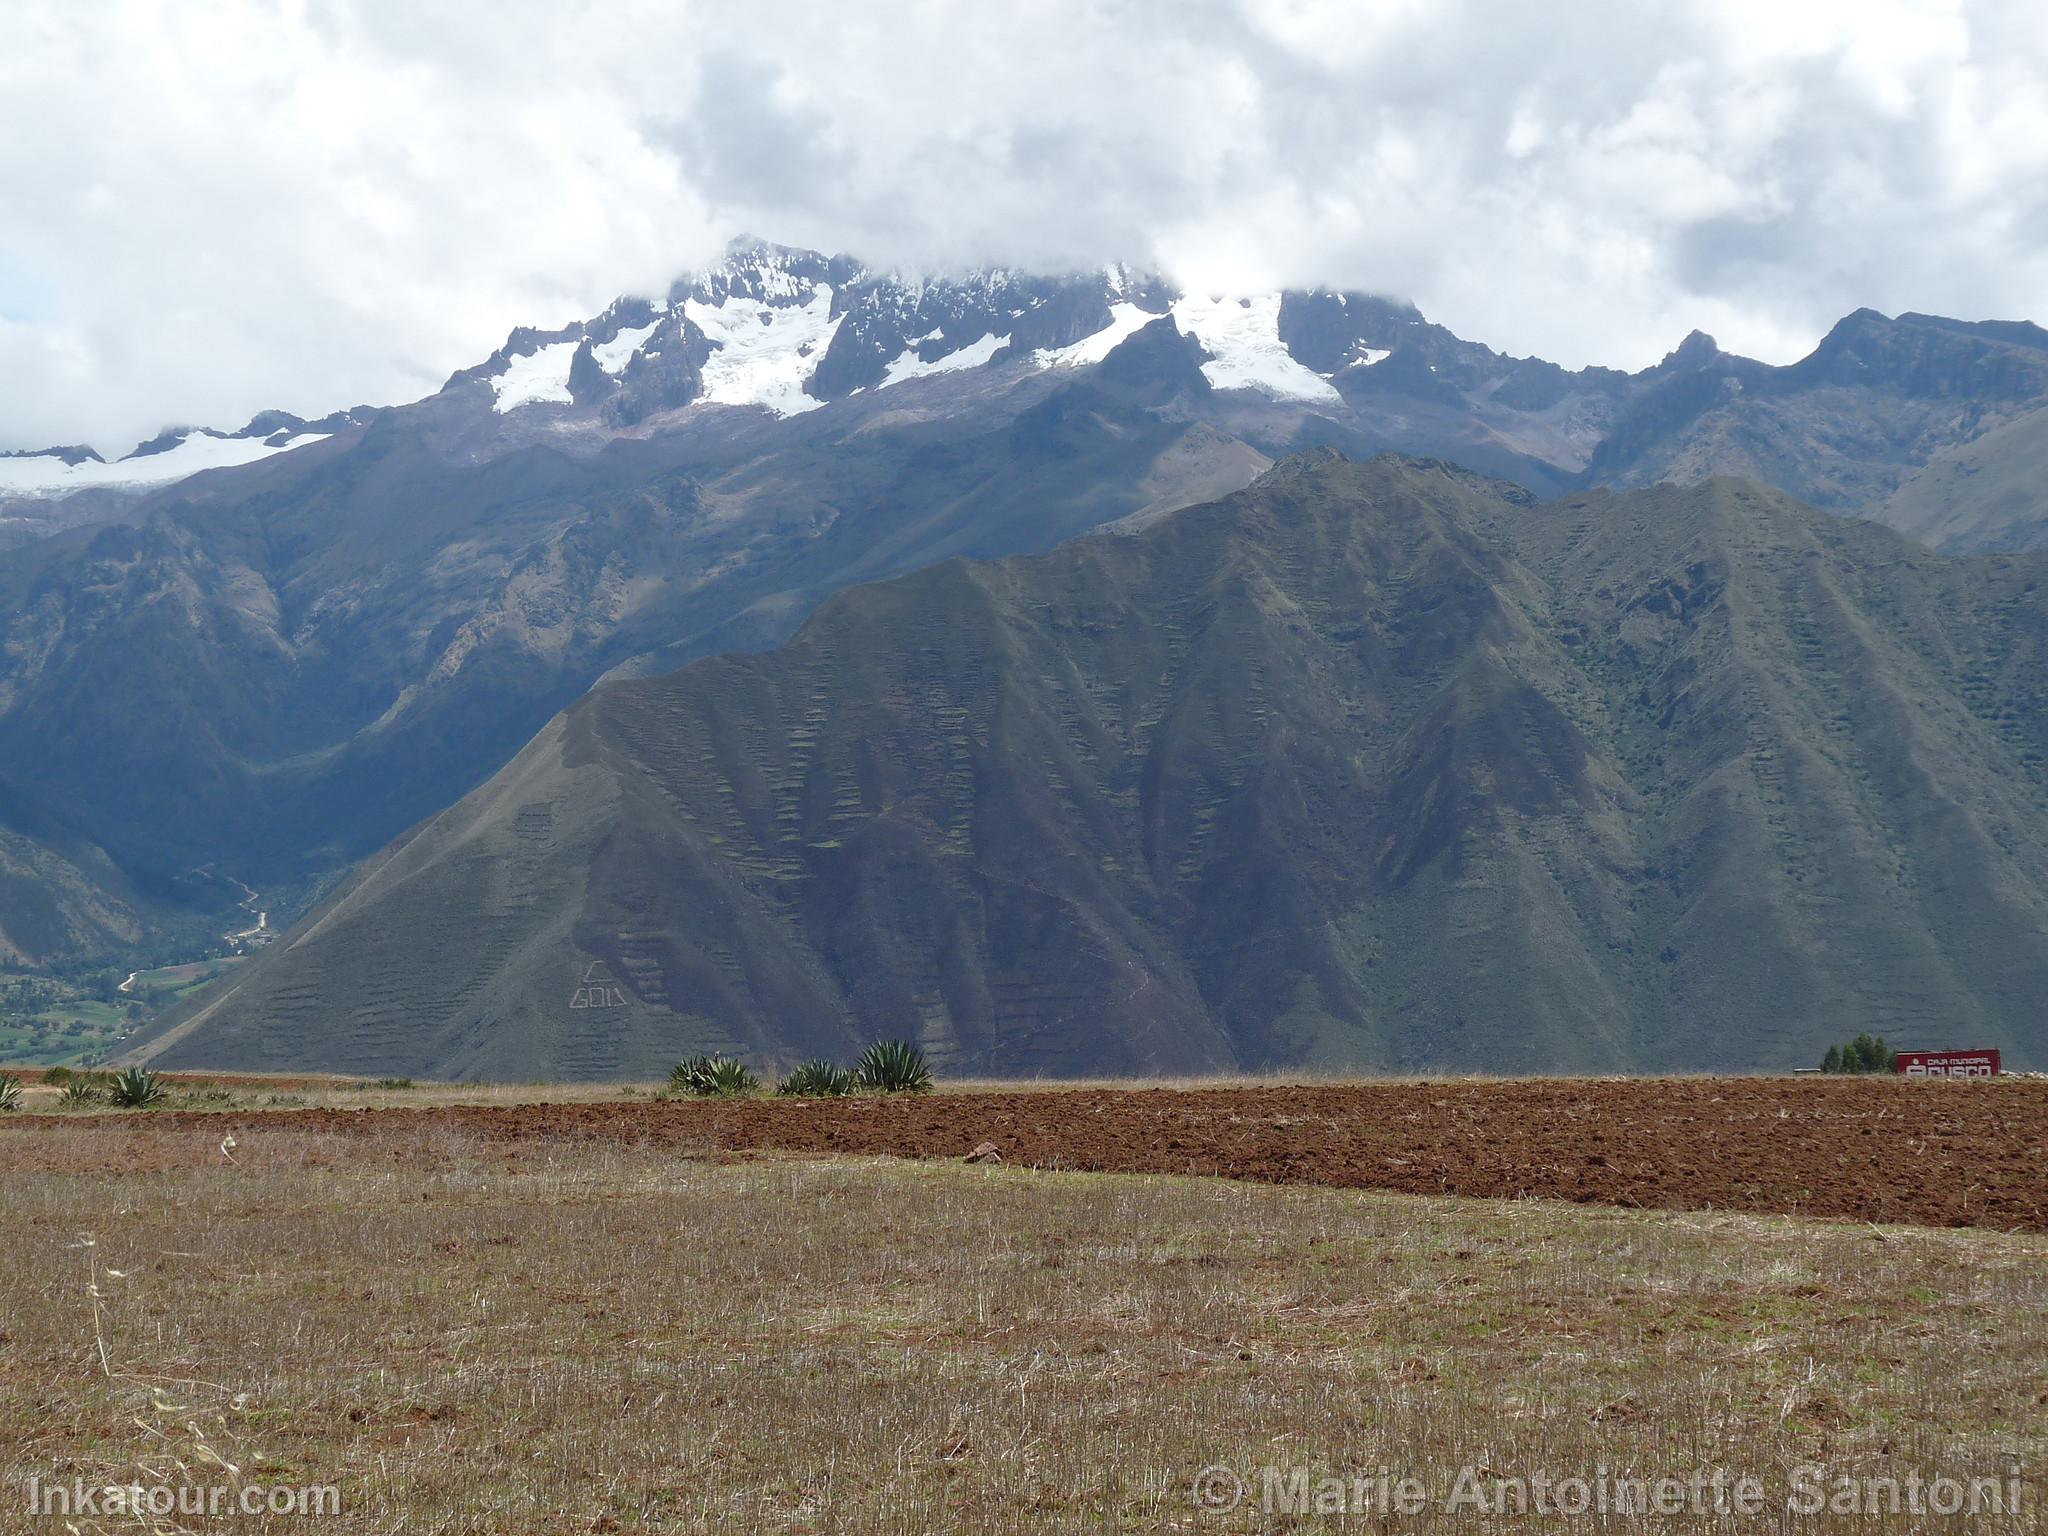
top-left (0, 1072), bottom-right (20, 1112)
top-left (42, 1065), bottom-right (74, 1087)
top-left (854, 1039), bottom-right (932, 1094)
top-left (108, 1067), bottom-right (166, 1108)
top-left (777, 1059), bottom-right (856, 1097)
top-left (372, 1077), bottom-right (416, 1090)
top-left (669, 1054), bottom-right (759, 1098)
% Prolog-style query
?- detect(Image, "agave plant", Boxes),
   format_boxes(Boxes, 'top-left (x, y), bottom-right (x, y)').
top-left (108, 1067), bottom-right (166, 1108)
top-left (854, 1039), bottom-right (932, 1094)
top-left (669, 1054), bottom-right (759, 1098)
top-left (700, 1056), bottom-right (760, 1098)
top-left (668, 1055), bottom-right (717, 1097)
top-left (59, 1078), bottom-right (102, 1106)
top-left (777, 1059), bottom-right (856, 1098)
top-left (0, 1072), bottom-right (21, 1112)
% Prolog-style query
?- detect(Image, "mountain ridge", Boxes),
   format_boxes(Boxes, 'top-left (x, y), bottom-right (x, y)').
top-left (11, 240), bottom-right (2040, 518)
top-left (127, 453), bottom-right (2048, 1079)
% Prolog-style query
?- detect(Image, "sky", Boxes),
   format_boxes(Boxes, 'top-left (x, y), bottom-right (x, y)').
top-left (2, 0), bottom-right (2045, 454)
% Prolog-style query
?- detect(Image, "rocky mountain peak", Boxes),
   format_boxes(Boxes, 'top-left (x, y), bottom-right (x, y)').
top-left (1664, 329), bottom-right (1721, 369)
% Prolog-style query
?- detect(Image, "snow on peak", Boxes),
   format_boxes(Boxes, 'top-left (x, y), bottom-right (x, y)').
top-left (686, 282), bottom-right (841, 417)
top-left (1102, 262), bottom-right (1151, 300)
top-left (591, 321), bottom-right (660, 376)
top-left (0, 431), bottom-right (331, 498)
top-left (686, 241), bottom-right (848, 309)
top-left (490, 341), bottom-right (582, 411)
top-left (880, 332), bottom-right (1010, 387)
top-left (1027, 289), bottom-right (1346, 402)
top-left (488, 318), bottom-right (662, 413)
top-left (1036, 303), bottom-right (1166, 368)
top-left (1169, 292), bottom-right (1342, 402)
top-left (473, 257), bottom-right (1373, 423)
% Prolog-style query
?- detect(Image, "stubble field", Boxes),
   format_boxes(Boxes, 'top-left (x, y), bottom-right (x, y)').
top-left (0, 1078), bottom-right (2042, 1532)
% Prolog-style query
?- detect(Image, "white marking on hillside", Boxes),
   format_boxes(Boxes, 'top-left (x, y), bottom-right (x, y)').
top-left (1353, 347), bottom-right (1392, 367)
top-left (0, 431), bottom-right (332, 497)
top-left (685, 283), bottom-right (841, 416)
top-left (881, 332), bottom-right (1009, 387)
top-left (1170, 292), bottom-right (1341, 401)
top-left (591, 320), bottom-right (660, 376)
top-left (1036, 302), bottom-right (1162, 367)
top-left (490, 340), bottom-right (581, 411)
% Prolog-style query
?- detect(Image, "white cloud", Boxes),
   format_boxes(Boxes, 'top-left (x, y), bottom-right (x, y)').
top-left (0, 0), bottom-right (2044, 452)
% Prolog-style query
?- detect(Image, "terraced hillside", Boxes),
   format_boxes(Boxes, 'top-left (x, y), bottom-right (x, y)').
top-left (132, 454), bottom-right (2048, 1078)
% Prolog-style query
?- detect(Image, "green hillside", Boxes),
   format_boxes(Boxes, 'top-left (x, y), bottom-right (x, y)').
top-left (0, 818), bottom-right (146, 965)
top-left (0, 379), bottom-right (1257, 963)
top-left (1876, 403), bottom-right (2048, 552)
top-left (132, 454), bottom-right (2048, 1078)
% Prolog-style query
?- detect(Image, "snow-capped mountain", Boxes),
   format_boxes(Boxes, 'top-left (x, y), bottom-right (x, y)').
top-left (0, 406), bottom-right (380, 551)
top-left (0, 411), bottom-right (372, 498)
top-left (17, 236), bottom-right (2048, 539)
top-left (446, 239), bottom-right (1408, 425)
top-left (0, 236), bottom-right (1583, 536)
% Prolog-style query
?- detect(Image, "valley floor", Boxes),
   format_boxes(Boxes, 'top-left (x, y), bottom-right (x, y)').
top-left (0, 1122), bottom-right (2040, 1532)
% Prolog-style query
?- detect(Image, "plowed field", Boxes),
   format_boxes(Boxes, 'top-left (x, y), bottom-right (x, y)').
top-left (4, 1076), bottom-right (2042, 1230)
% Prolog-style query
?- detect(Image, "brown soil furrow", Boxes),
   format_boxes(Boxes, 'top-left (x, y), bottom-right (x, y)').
top-left (3, 1078), bottom-right (2042, 1231)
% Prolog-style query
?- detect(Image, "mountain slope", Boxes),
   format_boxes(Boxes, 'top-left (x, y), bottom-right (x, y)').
top-left (131, 454), bottom-right (2048, 1078)
top-left (0, 243), bottom-right (1635, 961)
top-left (7, 242), bottom-right (2047, 964)
top-left (0, 363), bottom-right (1254, 957)
top-left (1873, 403), bottom-right (2048, 553)
top-left (0, 818), bottom-right (146, 964)
top-left (1585, 312), bottom-right (2048, 522)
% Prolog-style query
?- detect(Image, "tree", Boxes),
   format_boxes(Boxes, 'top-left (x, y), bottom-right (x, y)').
top-left (1818, 1034), bottom-right (1898, 1074)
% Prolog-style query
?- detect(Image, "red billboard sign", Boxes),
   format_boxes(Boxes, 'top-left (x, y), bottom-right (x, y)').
top-left (1896, 1049), bottom-right (2001, 1078)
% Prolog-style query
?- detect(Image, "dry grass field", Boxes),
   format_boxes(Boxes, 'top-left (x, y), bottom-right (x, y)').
top-left (0, 1113), bottom-right (2042, 1533)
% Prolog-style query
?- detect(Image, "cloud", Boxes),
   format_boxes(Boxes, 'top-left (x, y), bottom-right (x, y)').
top-left (662, 52), bottom-right (849, 211)
top-left (1, 0), bottom-right (2044, 451)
